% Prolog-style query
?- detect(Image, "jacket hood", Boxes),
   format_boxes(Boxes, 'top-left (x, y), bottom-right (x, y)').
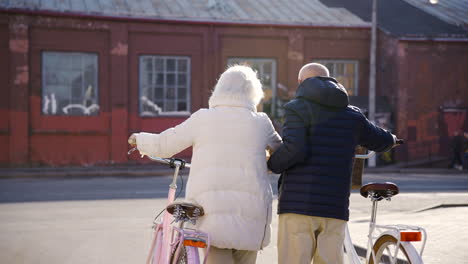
top-left (296, 77), bottom-right (349, 108)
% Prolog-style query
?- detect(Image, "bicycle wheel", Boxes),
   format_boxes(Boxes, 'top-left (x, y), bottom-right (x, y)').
top-left (369, 235), bottom-right (419, 264)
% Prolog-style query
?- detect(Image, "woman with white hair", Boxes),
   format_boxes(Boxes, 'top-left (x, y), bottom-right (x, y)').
top-left (128, 65), bottom-right (282, 263)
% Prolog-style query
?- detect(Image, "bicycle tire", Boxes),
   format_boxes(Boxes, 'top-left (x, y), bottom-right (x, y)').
top-left (369, 235), bottom-right (419, 264)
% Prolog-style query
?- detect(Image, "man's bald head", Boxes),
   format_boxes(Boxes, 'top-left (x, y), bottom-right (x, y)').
top-left (298, 63), bottom-right (330, 84)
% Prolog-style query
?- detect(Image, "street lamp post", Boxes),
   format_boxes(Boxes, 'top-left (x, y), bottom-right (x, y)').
top-left (368, 0), bottom-right (378, 167)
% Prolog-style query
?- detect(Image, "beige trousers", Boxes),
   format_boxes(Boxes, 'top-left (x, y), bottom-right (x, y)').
top-left (278, 213), bottom-right (346, 264)
top-left (205, 246), bottom-right (257, 264)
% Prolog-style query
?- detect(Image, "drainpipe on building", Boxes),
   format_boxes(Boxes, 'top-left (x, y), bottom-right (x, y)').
top-left (368, 0), bottom-right (377, 167)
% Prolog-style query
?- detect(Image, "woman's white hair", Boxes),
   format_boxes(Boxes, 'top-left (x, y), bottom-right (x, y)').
top-left (208, 65), bottom-right (264, 112)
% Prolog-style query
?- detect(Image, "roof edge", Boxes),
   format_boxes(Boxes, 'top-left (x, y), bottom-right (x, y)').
top-left (0, 7), bottom-right (371, 30)
top-left (398, 36), bottom-right (468, 42)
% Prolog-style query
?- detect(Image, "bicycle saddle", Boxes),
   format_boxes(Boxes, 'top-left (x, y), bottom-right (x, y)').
top-left (166, 202), bottom-right (205, 218)
top-left (360, 182), bottom-right (399, 200)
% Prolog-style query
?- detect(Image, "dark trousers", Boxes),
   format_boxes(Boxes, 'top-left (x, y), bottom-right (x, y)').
top-left (450, 151), bottom-right (463, 167)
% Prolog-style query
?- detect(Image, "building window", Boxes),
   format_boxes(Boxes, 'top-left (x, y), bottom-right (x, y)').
top-left (42, 51), bottom-right (99, 115)
top-left (315, 60), bottom-right (359, 96)
top-left (139, 56), bottom-right (191, 116)
top-left (227, 58), bottom-right (279, 117)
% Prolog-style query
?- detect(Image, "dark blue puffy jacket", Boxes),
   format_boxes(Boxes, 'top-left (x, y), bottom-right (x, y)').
top-left (267, 76), bottom-right (394, 221)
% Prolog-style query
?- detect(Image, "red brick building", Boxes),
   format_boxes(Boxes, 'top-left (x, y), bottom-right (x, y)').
top-left (1, 0), bottom-right (467, 166)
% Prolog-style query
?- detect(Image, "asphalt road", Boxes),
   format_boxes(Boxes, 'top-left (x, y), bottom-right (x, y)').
top-left (0, 172), bottom-right (467, 203)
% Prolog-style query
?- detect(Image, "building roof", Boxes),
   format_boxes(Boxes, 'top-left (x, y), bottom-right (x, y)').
top-left (403, 0), bottom-right (468, 29)
top-left (0, 0), bottom-right (369, 27)
top-left (320, 0), bottom-right (467, 38)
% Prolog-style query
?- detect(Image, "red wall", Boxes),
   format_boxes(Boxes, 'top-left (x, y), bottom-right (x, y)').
top-left (0, 12), bottom-right (372, 166)
top-left (3, 12), bottom-right (466, 166)
top-left (305, 28), bottom-right (370, 96)
top-left (378, 32), bottom-right (468, 161)
top-left (0, 23), bottom-right (9, 165)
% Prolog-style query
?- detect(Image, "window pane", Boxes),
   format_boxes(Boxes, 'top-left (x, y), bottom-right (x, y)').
top-left (165, 100), bottom-right (176, 111)
top-left (167, 73), bottom-right (175, 86)
top-left (177, 74), bottom-right (186, 85)
top-left (142, 57), bottom-right (153, 72)
top-left (71, 55), bottom-right (81, 70)
top-left (345, 63), bottom-right (355, 75)
top-left (154, 88), bottom-right (163, 99)
top-left (335, 63), bottom-right (344, 75)
top-left (141, 73), bottom-right (152, 86)
top-left (139, 56), bottom-right (191, 116)
top-left (166, 59), bottom-right (175, 71)
top-left (263, 62), bottom-right (272, 74)
top-left (156, 73), bottom-right (164, 85)
top-left (178, 59), bottom-right (187, 72)
top-left (262, 73), bottom-right (272, 87)
top-left (71, 74), bottom-right (83, 102)
top-left (178, 88), bottom-right (187, 99)
top-left (166, 87), bottom-right (176, 99)
top-left (42, 51), bottom-right (99, 116)
top-left (178, 101), bottom-right (187, 111)
top-left (325, 63), bottom-right (334, 74)
top-left (315, 60), bottom-right (358, 96)
top-left (155, 58), bottom-right (164, 71)
top-left (44, 72), bottom-right (59, 85)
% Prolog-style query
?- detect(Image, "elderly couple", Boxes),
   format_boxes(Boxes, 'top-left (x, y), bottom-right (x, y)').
top-left (129, 63), bottom-right (395, 264)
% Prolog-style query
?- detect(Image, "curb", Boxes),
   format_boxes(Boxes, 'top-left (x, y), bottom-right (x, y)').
top-left (1, 166), bottom-right (466, 178)
top-left (0, 167), bottom-right (185, 178)
top-left (365, 168), bottom-right (467, 174)
top-left (412, 203), bottom-right (468, 213)
top-left (349, 203), bottom-right (468, 224)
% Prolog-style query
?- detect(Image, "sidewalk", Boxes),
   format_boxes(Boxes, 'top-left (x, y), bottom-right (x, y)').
top-left (1, 195), bottom-right (466, 264)
top-left (347, 202), bottom-right (468, 263)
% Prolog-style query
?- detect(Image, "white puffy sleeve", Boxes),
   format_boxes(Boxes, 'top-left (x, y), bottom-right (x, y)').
top-left (135, 110), bottom-right (204, 158)
top-left (262, 114), bottom-right (282, 152)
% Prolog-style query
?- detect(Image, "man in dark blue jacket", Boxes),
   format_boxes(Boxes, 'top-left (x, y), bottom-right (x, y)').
top-left (268, 63), bottom-right (395, 264)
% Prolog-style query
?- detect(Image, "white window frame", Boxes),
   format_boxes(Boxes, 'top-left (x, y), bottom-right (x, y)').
top-left (41, 51), bottom-right (99, 116)
top-left (314, 60), bottom-right (359, 96)
top-left (227, 57), bottom-right (278, 117)
top-left (139, 55), bottom-right (191, 117)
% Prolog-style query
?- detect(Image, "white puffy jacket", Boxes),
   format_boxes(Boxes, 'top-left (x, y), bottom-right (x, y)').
top-left (135, 105), bottom-right (281, 251)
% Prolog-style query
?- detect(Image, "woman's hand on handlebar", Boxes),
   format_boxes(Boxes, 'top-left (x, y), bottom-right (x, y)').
top-left (128, 133), bottom-right (137, 147)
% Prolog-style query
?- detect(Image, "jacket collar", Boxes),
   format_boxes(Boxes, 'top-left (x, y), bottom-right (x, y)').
top-left (209, 96), bottom-right (257, 112)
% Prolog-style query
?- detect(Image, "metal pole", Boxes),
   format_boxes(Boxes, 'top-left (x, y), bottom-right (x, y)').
top-left (368, 0), bottom-right (378, 167)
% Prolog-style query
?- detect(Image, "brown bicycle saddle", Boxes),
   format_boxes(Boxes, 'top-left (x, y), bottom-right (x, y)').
top-left (166, 202), bottom-right (205, 218)
top-left (360, 182), bottom-right (399, 200)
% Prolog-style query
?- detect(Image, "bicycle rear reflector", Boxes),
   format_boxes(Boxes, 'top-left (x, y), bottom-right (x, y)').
top-left (400, 231), bottom-right (422, 241)
top-left (184, 239), bottom-right (207, 248)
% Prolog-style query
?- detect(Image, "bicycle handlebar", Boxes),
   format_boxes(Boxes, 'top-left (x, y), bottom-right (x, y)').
top-left (127, 147), bottom-right (191, 169)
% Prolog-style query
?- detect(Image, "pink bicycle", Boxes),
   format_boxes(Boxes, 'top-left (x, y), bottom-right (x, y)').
top-left (128, 147), bottom-right (210, 264)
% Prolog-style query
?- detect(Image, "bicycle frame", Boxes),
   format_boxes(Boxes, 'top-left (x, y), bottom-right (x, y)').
top-left (128, 147), bottom-right (209, 264)
top-left (344, 148), bottom-right (427, 264)
top-left (344, 201), bottom-right (427, 264)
